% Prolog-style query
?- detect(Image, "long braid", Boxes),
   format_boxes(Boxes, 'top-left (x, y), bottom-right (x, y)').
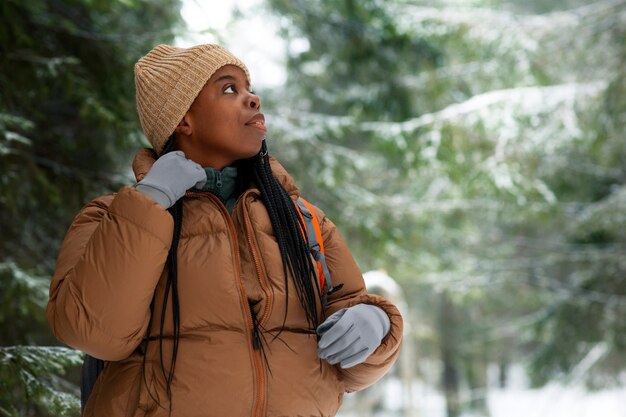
top-left (163, 198), bottom-right (182, 413)
top-left (140, 135), bottom-right (182, 415)
top-left (252, 141), bottom-right (320, 331)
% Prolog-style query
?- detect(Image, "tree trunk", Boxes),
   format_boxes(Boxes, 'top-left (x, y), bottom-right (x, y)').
top-left (439, 291), bottom-right (461, 417)
top-left (464, 354), bottom-right (489, 415)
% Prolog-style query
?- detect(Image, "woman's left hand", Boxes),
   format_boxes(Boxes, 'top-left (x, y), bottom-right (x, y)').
top-left (317, 304), bottom-right (391, 368)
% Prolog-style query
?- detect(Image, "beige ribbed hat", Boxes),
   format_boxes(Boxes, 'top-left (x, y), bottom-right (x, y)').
top-left (135, 44), bottom-right (251, 154)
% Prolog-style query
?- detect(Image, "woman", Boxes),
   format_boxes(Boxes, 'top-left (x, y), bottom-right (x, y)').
top-left (47, 43), bottom-right (402, 417)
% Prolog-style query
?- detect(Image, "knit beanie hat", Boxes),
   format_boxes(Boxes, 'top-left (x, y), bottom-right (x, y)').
top-left (135, 44), bottom-right (251, 154)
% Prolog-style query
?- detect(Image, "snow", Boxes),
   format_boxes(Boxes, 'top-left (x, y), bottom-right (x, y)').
top-left (338, 361), bottom-right (626, 417)
top-left (338, 378), bottom-right (626, 417)
top-left (488, 384), bottom-right (626, 417)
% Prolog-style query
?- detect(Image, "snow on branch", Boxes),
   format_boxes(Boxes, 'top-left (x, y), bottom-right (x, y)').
top-left (0, 346), bottom-right (83, 416)
top-left (276, 81), bottom-right (606, 138)
top-left (390, 0), bottom-right (626, 31)
top-left (360, 81), bottom-right (607, 136)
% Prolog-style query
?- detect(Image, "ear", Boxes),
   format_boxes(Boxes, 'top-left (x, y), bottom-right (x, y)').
top-left (175, 113), bottom-right (193, 136)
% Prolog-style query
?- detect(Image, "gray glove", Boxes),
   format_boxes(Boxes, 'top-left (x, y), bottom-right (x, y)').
top-left (135, 151), bottom-right (206, 209)
top-left (317, 303), bottom-right (391, 369)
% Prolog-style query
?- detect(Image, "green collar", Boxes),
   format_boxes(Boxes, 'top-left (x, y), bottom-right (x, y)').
top-left (195, 166), bottom-right (239, 211)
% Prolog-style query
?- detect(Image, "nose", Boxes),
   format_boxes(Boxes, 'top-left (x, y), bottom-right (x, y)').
top-left (246, 91), bottom-right (261, 110)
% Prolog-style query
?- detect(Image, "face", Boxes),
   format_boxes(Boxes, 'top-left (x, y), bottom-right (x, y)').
top-left (175, 65), bottom-right (265, 169)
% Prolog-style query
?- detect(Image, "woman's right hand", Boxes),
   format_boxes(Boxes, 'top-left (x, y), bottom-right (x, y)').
top-left (135, 151), bottom-right (206, 208)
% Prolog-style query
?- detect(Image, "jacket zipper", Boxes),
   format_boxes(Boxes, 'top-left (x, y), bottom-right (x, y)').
top-left (191, 192), bottom-right (266, 417)
top-left (240, 191), bottom-right (273, 325)
top-left (215, 170), bottom-right (222, 188)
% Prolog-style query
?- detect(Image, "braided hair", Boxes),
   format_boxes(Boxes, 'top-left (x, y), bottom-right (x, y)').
top-left (249, 140), bottom-right (321, 329)
top-left (141, 136), bottom-right (320, 413)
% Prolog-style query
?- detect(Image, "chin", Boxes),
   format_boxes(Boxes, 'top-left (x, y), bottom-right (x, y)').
top-left (250, 142), bottom-right (264, 157)
top-left (237, 149), bottom-right (262, 162)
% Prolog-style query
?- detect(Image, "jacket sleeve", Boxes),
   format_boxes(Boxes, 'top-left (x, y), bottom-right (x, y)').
top-left (46, 186), bottom-right (173, 361)
top-left (316, 208), bottom-right (403, 393)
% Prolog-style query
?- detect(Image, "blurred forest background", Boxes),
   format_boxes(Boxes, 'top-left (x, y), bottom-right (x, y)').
top-left (1, 0), bottom-right (625, 416)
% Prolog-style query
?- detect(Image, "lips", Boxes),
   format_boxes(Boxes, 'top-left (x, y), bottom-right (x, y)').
top-left (245, 113), bottom-right (266, 132)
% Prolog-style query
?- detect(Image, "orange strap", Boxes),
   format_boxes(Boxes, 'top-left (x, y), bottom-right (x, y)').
top-left (296, 197), bottom-right (327, 291)
top-left (299, 198), bottom-right (325, 253)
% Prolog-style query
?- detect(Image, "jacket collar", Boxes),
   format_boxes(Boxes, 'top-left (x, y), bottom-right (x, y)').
top-left (131, 148), bottom-right (301, 198)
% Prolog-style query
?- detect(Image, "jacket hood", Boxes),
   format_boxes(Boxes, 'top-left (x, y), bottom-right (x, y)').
top-left (131, 148), bottom-right (300, 198)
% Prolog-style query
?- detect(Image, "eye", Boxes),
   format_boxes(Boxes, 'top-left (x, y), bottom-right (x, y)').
top-left (224, 84), bottom-right (236, 94)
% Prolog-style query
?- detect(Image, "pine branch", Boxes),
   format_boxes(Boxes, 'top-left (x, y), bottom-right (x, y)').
top-left (0, 346), bottom-right (83, 417)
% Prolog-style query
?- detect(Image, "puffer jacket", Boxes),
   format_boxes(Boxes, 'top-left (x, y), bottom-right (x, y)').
top-left (46, 149), bottom-right (403, 417)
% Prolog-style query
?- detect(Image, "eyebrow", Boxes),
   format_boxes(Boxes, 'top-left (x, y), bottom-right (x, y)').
top-left (212, 74), bottom-right (251, 89)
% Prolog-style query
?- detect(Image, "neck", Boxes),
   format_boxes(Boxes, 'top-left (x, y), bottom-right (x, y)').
top-left (174, 138), bottom-right (230, 170)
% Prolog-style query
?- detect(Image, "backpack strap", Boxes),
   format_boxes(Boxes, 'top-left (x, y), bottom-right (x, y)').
top-left (296, 198), bottom-right (341, 307)
top-left (81, 354), bottom-right (104, 414)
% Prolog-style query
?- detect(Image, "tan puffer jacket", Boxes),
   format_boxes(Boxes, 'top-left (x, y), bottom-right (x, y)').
top-left (47, 150), bottom-right (403, 417)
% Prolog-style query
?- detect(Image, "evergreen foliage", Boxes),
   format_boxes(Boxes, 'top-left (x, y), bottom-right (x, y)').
top-left (0, 346), bottom-right (83, 417)
top-left (0, 0), bottom-right (182, 415)
top-left (263, 0), bottom-right (626, 414)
